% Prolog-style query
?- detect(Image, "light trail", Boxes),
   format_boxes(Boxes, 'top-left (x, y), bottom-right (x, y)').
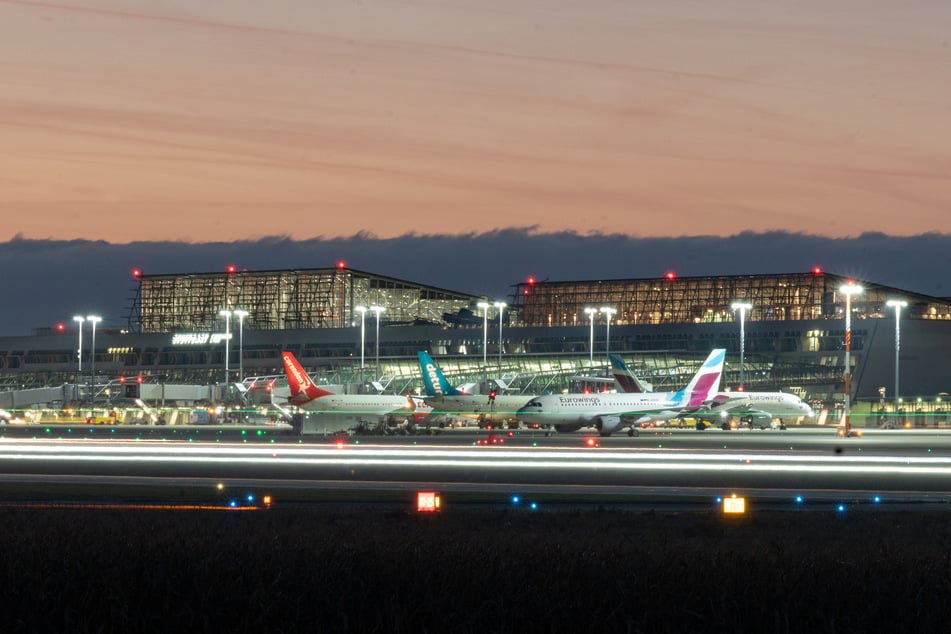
top-left (3, 439), bottom-right (951, 477)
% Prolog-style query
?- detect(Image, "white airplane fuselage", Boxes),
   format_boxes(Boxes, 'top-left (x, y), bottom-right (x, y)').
top-left (517, 392), bottom-right (695, 434)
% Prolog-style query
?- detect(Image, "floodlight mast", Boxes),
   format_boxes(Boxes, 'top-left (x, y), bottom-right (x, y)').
top-left (731, 302), bottom-right (752, 390)
top-left (584, 307), bottom-right (598, 367)
top-left (886, 299), bottom-right (907, 424)
top-left (840, 283), bottom-right (863, 436)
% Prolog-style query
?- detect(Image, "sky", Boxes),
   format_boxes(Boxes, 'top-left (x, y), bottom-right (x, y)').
top-left (2, 1), bottom-right (951, 335)
top-left (3, 0), bottom-right (951, 241)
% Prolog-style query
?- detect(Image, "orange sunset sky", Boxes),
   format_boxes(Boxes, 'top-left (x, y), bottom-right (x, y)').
top-left (2, 0), bottom-right (950, 242)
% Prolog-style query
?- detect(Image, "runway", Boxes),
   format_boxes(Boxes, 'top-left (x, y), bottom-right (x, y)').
top-left (2, 426), bottom-right (951, 508)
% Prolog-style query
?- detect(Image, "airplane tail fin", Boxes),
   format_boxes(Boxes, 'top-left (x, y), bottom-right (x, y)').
top-left (674, 349), bottom-right (725, 407)
top-left (608, 353), bottom-right (652, 393)
top-left (281, 351), bottom-right (334, 406)
top-left (417, 351), bottom-right (463, 397)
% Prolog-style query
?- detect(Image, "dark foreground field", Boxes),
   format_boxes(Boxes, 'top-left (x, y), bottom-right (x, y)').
top-left (2, 505), bottom-right (951, 633)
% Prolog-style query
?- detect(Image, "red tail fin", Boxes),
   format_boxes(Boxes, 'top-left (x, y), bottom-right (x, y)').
top-left (281, 351), bottom-right (333, 406)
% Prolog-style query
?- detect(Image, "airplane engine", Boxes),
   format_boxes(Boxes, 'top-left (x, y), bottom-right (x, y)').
top-left (594, 415), bottom-right (623, 437)
top-left (745, 412), bottom-right (774, 429)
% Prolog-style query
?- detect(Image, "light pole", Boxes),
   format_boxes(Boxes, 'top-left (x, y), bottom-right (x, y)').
top-left (218, 309), bottom-right (232, 384)
top-left (233, 309), bottom-right (249, 383)
top-left (600, 307), bottom-right (616, 369)
top-left (584, 307), bottom-right (598, 368)
top-left (355, 305), bottom-right (367, 385)
top-left (478, 301), bottom-right (490, 385)
top-left (371, 305), bottom-right (385, 379)
top-left (494, 301), bottom-right (507, 377)
top-left (731, 302), bottom-right (752, 390)
top-left (886, 299), bottom-right (907, 424)
top-left (840, 282), bottom-right (863, 435)
top-left (86, 315), bottom-right (101, 394)
top-left (72, 315), bottom-right (85, 373)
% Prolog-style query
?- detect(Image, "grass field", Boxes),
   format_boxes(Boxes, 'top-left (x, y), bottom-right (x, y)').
top-left (2, 502), bottom-right (950, 633)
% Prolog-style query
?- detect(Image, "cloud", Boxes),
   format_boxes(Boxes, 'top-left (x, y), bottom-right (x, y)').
top-left (1, 230), bottom-right (948, 335)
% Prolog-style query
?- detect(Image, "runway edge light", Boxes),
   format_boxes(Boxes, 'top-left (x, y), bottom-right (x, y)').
top-left (722, 493), bottom-right (747, 515)
top-left (417, 491), bottom-right (441, 513)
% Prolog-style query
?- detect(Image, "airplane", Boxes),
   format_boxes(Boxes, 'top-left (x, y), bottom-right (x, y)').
top-left (417, 351), bottom-right (535, 428)
top-left (608, 354), bottom-right (653, 393)
top-left (515, 349), bottom-right (726, 437)
top-left (687, 391), bottom-right (814, 430)
top-left (281, 351), bottom-right (414, 433)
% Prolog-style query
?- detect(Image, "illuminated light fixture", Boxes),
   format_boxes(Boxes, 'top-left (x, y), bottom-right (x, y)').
top-left (417, 491), bottom-right (441, 513)
top-left (722, 494), bottom-right (747, 515)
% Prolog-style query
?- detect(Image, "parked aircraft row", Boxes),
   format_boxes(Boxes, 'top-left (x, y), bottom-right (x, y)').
top-left (279, 349), bottom-right (814, 437)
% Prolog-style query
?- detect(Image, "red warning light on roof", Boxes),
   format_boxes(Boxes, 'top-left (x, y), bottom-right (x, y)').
top-left (665, 271), bottom-right (676, 280)
top-left (132, 268), bottom-right (142, 279)
top-left (527, 276), bottom-right (536, 285)
top-left (56, 323), bottom-right (65, 332)
top-left (226, 264), bottom-right (237, 274)
top-left (812, 266), bottom-right (823, 275)
top-left (336, 261), bottom-right (346, 269)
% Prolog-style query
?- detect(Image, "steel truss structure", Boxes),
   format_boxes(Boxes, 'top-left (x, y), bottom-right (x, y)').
top-left (512, 271), bottom-right (951, 327)
top-left (130, 267), bottom-right (479, 333)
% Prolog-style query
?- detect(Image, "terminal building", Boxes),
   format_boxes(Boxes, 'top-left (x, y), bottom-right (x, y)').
top-left (1, 265), bottom-right (951, 424)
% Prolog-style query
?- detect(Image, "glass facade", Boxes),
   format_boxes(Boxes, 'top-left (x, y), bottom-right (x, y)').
top-left (511, 272), bottom-right (951, 327)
